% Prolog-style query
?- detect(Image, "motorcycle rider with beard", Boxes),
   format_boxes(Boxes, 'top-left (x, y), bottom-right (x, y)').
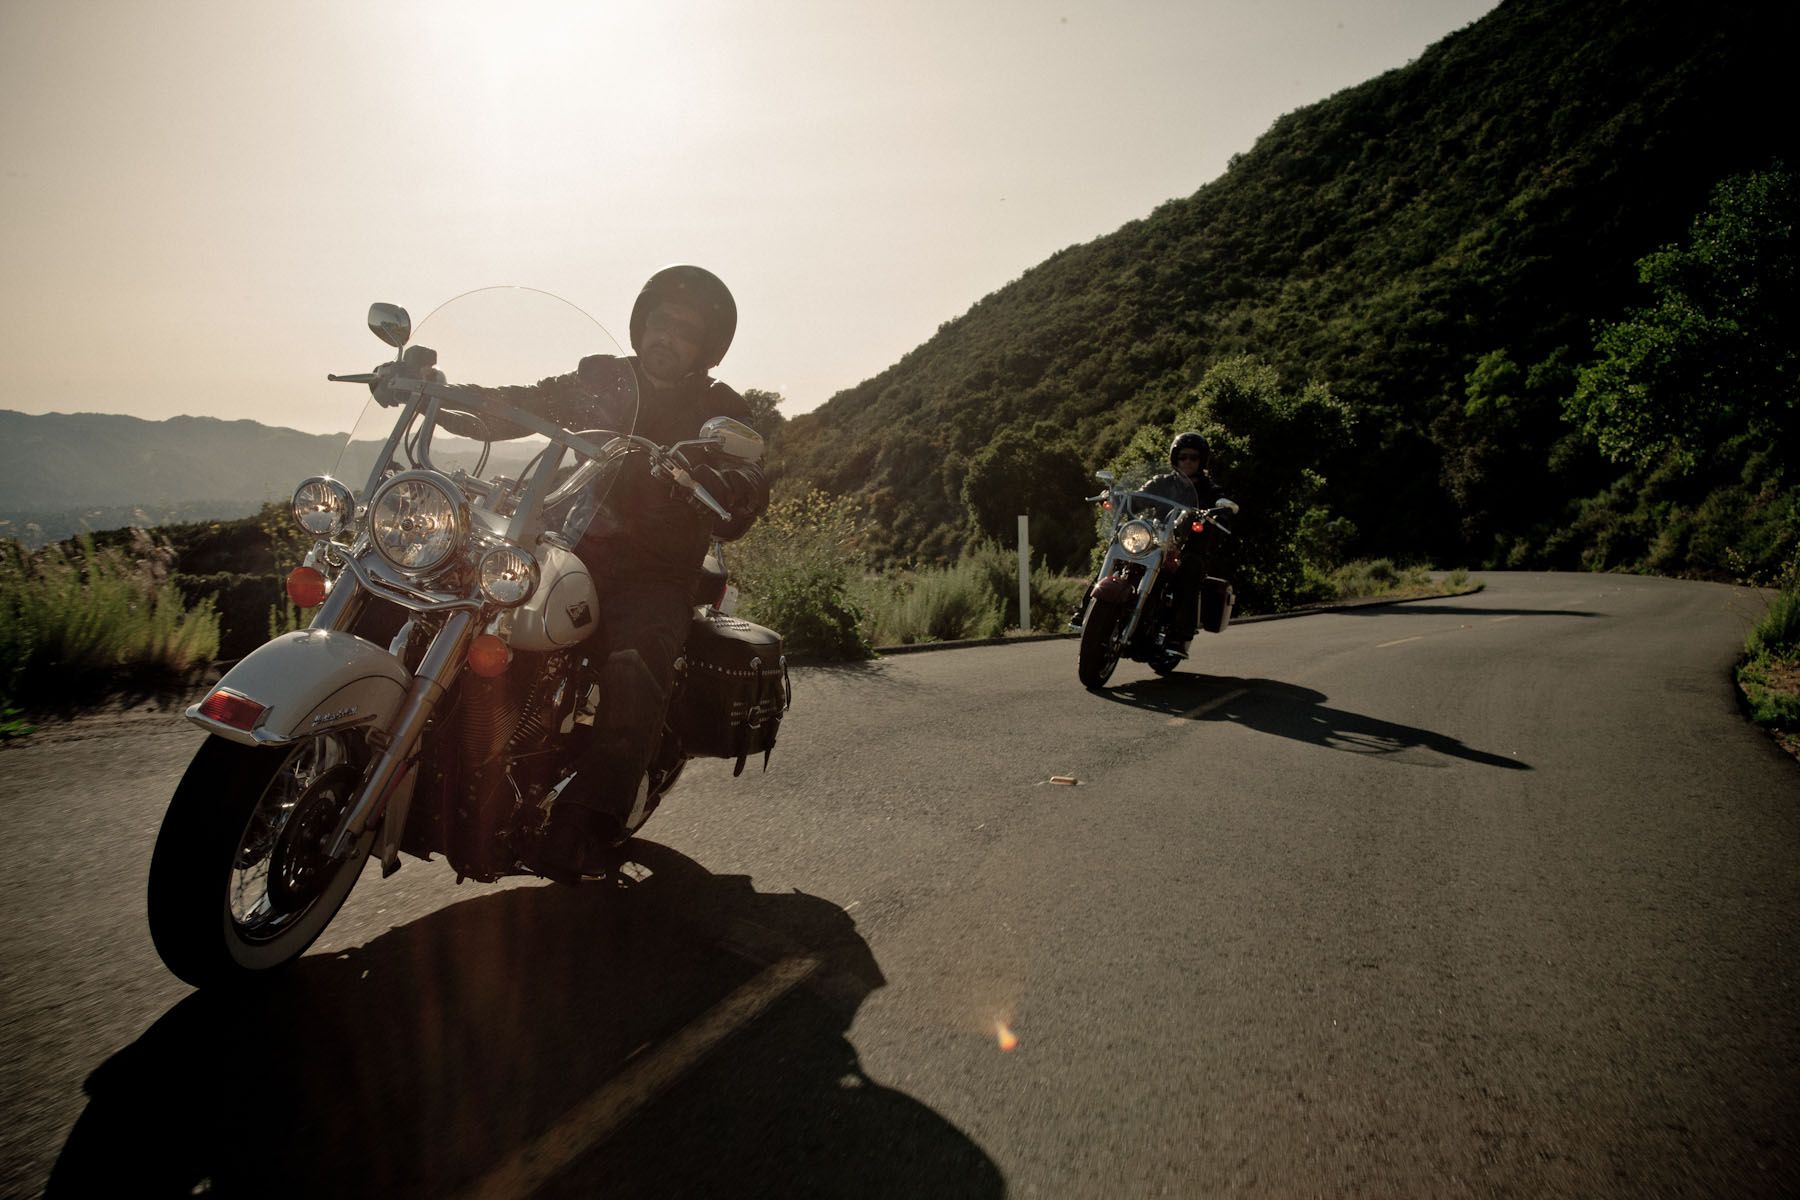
top-left (411, 266), bottom-right (769, 879)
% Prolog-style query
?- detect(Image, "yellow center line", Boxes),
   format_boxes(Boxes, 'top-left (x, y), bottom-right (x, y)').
top-left (1167, 687), bottom-right (1248, 725)
top-left (461, 954), bottom-right (822, 1199)
top-left (1376, 635), bottom-right (1423, 648)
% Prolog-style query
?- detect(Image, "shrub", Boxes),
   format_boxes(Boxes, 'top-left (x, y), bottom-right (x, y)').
top-left (1738, 588), bottom-right (1799, 733)
top-left (861, 558), bottom-right (1005, 645)
top-left (1028, 564), bottom-right (1091, 632)
top-left (173, 572), bottom-right (287, 660)
top-left (731, 489), bottom-right (873, 660)
top-left (740, 564), bottom-right (871, 660)
top-left (0, 531), bottom-right (220, 711)
top-left (1746, 589), bottom-right (1800, 661)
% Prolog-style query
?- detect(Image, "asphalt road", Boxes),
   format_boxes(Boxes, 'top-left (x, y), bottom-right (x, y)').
top-left (2, 572), bottom-right (1795, 1197)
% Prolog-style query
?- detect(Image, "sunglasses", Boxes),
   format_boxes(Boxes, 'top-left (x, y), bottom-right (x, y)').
top-left (645, 309), bottom-right (707, 343)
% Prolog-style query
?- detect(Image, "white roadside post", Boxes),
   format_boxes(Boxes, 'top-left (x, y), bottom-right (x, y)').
top-left (1017, 514), bottom-right (1031, 632)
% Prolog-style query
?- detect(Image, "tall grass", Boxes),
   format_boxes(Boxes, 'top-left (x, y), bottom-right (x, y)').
top-left (1739, 587), bottom-right (1800, 731)
top-left (0, 531), bottom-right (220, 715)
top-left (859, 558), bottom-right (1006, 646)
top-left (857, 543), bottom-right (1091, 645)
top-left (1300, 559), bottom-right (1478, 603)
top-left (1746, 588), bottom-right (1800, 661)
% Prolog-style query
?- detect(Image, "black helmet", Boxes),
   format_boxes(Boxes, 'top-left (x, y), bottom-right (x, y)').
top-left (1169, 431), bottom-right (1210, 470)
top-left (629, 264), bottom-right (738, 370)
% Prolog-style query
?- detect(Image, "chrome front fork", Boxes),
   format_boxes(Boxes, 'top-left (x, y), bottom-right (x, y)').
top-left (323, 586), bottom-right (480, 859)
top-left (1115, 551), bottom-right (1165, 646)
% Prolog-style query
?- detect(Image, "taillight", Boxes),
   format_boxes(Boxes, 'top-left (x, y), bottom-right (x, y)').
top-left (198, 689), bottom-right (265, 731)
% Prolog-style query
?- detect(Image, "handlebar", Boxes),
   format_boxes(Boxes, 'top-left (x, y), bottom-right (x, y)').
top-left (338, 372), bottom-right (738, 521)
top-left (537, 431), bottom-right (732, 520)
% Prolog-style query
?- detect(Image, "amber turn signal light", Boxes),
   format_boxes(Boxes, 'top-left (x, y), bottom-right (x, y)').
top-left (285, 566), bottom-right (328, 609)
top-left (467, 633), bottom-right (512, 677)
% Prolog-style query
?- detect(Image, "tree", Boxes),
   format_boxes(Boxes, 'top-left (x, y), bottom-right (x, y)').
top-left (740, 388), bottom-right (789, 443)
top-left (1568, 163), bottom-right (1798, 474)
top-left (959, 428), bottom-right (1093, 571)
top-left (1117, 356), bottom-right (1354, 610)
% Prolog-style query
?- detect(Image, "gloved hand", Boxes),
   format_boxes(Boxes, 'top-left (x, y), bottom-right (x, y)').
top-left (684, 462), bottom-right (737, 505)
top-left (687, 461), bottom-right (767, 539)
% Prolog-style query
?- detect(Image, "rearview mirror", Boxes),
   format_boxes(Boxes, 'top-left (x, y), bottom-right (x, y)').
top-left (1095, 470), bottom-right (1116, 483)
top-left (699, 416), bottom-right (765, 464)
top-left (1214, 497), bottom-right (1239, 514)
top-left (368, 303), bottom-right (411, 348)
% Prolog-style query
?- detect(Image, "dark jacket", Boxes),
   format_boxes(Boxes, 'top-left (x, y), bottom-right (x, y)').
top-left (1143, 468), bottom-right (1222, 509)
top-left (461, 355), bottom-right (769, 581)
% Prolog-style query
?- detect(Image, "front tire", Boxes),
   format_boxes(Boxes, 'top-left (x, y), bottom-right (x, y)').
top-left (1077, 598), bottom-right (1126, 690)
top-left (148, 734), bottom-right (374, 988)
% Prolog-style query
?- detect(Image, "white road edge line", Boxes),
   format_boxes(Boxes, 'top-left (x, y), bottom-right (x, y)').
top-left (460, 954), bottom-right (822, 1199)
top-left (1168, 687), bottom-right (1249, 726)
top-left (1375, 635), bottom-right (1423, 648)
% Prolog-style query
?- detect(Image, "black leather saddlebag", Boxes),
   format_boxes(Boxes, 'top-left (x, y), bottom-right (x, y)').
top-left (673, 610), bottom-right (790, 775)
top-left (1200, 577), bottom-right (1235, 633)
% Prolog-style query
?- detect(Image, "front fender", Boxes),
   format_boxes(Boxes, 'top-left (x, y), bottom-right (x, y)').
top-left (1093, 573), bottom-right (1137, 606)
top-left (186, 629), bottom-right (412, 747)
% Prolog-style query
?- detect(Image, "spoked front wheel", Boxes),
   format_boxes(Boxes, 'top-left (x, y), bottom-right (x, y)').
top-left (1077, 598), bottom-right (1126, 690)
top-left (148, 734), bottom-right (375, 988)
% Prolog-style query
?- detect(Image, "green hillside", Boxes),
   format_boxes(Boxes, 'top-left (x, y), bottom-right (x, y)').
top-left (774, 0), bottom-right (1796, 592)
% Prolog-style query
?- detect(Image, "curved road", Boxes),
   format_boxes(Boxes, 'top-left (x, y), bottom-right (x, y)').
top-left (3, 572), bottom-right (1795, 1196)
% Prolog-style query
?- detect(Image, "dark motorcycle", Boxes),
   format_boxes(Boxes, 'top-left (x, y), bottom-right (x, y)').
top-left (1074, 461), bottom-right (1239, 689)
top-left (147, 287), bottom-right (790, 987)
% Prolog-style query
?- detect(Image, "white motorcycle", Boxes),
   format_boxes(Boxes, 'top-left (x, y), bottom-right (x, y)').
top-left (147, 287), bottom-right (788, 987)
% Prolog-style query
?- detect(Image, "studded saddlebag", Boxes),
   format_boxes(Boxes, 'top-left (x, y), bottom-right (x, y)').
top-left (673, 610), bottom-right (791, 775)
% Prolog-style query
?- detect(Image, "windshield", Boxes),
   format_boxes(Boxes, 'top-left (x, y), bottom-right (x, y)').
top-left (331, 286), bottom-right (638, 518)
top-left (1111, 457), bottom-right (1199, 519)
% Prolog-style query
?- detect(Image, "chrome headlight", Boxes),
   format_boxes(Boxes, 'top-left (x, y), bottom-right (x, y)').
top-left (367, 470), bottom-right (468, 575)
top-left (291, 477), bottom-right (355, 538)
top-left (1118, 520), bottom-right (1155, 555)
top-left (478, 544), bottom-right (539, 607)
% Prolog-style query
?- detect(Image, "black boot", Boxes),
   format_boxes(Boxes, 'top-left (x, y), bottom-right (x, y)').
top-left (536, 789), bottom-right (625, 885)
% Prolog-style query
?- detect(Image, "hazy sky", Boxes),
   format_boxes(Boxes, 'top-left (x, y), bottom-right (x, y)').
top-left (1, 0), bottom-right (1499, 436)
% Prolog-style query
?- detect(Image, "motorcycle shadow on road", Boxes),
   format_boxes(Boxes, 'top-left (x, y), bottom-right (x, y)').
top-left (48, 844), bottom-right (1004, 1199)
top-left (1103, 675), bottom-right (1531, 770)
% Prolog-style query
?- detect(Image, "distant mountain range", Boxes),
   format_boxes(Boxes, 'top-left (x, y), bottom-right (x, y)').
top-left (0, 409), bottom-right (545, 547)
top-left (0, 411), bottom-right (344, 545)
top-left (0, 410), bottom-right (344, 510)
